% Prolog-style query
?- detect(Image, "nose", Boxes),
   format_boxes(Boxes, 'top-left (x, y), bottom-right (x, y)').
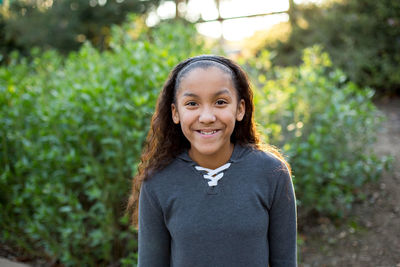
top-left (199, 107), bottom-right (216, 124)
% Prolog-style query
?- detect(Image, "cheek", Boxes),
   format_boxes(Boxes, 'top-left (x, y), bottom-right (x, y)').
top-left (179, 111), bottom-right (197, 127)
top-left (220, 109), bottom-right (239, 126)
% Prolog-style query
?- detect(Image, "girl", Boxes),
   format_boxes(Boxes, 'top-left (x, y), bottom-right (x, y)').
top-left (128, 55), bottom-right (297, 267)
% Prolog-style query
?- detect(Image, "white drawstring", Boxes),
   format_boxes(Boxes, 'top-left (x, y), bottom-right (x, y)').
top-left (195, 163), bottom-right (231, 186)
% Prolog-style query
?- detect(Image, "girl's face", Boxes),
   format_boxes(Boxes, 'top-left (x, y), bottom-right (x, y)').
top-left (171, 66), bottom-right (245, 168)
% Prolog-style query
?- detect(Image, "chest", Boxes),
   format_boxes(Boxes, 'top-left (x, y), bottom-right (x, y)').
top-left (162, 168), bottom-right (271, 241)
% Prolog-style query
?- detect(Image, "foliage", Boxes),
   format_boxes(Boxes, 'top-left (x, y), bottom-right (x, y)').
top-left (247, 46), bottom-right (390, 217)
top-left (0, 18), bottom-right (207, 266)
top-left (262, 0), bottom-right (400, 95)
top-left (0, 12), bottom-right (391, 264)
top-left (0, 0), bottom-right (161, 58)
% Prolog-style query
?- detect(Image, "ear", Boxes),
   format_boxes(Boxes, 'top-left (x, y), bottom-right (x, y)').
top-left (171, 103), bottom-right (180, 124)
top-left (236, 99), bottom-right (245, 121)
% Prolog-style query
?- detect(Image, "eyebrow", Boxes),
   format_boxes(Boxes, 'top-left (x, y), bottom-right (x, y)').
top-left (182, 89), bottom-right (231, 98)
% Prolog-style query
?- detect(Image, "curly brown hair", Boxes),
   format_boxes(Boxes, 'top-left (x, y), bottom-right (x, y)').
top-left (127, 55), bottom-right (290, 226)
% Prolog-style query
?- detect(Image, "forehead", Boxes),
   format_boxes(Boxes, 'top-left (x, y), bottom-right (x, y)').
top-left (176, 66), bottom-right (235, 95)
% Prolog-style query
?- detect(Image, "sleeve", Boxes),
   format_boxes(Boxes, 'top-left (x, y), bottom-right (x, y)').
top-left (268, 166), bottom-right (297, 267)
top-left (138, 181), bottom-right (171, 267)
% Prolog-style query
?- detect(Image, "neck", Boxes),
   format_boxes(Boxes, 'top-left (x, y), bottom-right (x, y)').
top-left (189, 143), bottom-right (234, 169)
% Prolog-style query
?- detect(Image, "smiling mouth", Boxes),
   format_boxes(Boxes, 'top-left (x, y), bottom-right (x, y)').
top-left (198, 130), bottom-right (218, 135)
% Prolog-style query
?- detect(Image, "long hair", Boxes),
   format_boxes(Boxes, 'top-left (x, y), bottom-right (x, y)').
top-left (127, 55), bottom-right (290, 226)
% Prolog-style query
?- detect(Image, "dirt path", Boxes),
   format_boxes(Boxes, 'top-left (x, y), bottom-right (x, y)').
top-left (0, 258), bottom-right (29, 267)
top-left (299, 97), bottom-right (400, 267)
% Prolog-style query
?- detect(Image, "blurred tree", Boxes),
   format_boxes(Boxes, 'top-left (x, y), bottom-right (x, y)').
top-left (260, 0), bottom-right (400, 96)
top-left (0, 0), bottom-right (161, 59)
top-left (288, 0), bottom-right (298, 28)
top-left (174, 0), bottom-right (188, 19)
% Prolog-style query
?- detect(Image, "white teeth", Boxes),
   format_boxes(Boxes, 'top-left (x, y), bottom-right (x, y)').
top-left (200, 130), bottom-right (217, 135)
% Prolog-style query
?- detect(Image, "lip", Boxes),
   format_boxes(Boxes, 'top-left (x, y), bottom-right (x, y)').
top-left (196, 129), bottom-right (220, 137)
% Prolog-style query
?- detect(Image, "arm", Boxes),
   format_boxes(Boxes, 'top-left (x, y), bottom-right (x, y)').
top-left (268, 168), bottom-right (297, 267)
top-left (138, 181), bottom-right (171, 267)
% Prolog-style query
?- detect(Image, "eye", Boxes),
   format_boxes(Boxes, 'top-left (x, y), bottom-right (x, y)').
top-left (216, 99), bottom-right (228, 105)
top-left (185, 101), bottom-right (198, 107)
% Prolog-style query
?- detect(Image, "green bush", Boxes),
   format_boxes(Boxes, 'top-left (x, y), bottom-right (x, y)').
top-left (0, 18), bottom-right (207, 265)
top-left (248, 46), bottom-right (390, 217)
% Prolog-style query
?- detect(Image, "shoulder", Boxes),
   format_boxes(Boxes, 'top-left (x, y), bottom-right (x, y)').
top-left (233, 145), bottom-right (292, 194)
top-left (235, 146), bottom-right (294, 207)
top-left (241, 146), bottom-right (289, 175)
top-left (142, 156), bottom-right (189, 192)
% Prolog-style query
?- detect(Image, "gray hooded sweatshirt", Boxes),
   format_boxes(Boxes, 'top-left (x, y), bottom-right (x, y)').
top-left (138, 144), bottom-right (297, 267)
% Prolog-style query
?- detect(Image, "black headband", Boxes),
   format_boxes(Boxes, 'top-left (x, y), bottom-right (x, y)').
top-left (179, 55), bottom-right (232, 73)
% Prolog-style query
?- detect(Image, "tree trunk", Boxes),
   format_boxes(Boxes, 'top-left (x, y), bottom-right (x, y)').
top-left (288, 0), bottom-right (297, 27)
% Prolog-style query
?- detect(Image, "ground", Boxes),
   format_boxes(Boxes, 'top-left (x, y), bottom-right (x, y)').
top-left (299, 97), bottom-right (400, 267)
top-left (1, 98), bottom-right (400, 266)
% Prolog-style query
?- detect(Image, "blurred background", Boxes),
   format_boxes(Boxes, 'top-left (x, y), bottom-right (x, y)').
top-left (0, 0), bottom-right (399, 266)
